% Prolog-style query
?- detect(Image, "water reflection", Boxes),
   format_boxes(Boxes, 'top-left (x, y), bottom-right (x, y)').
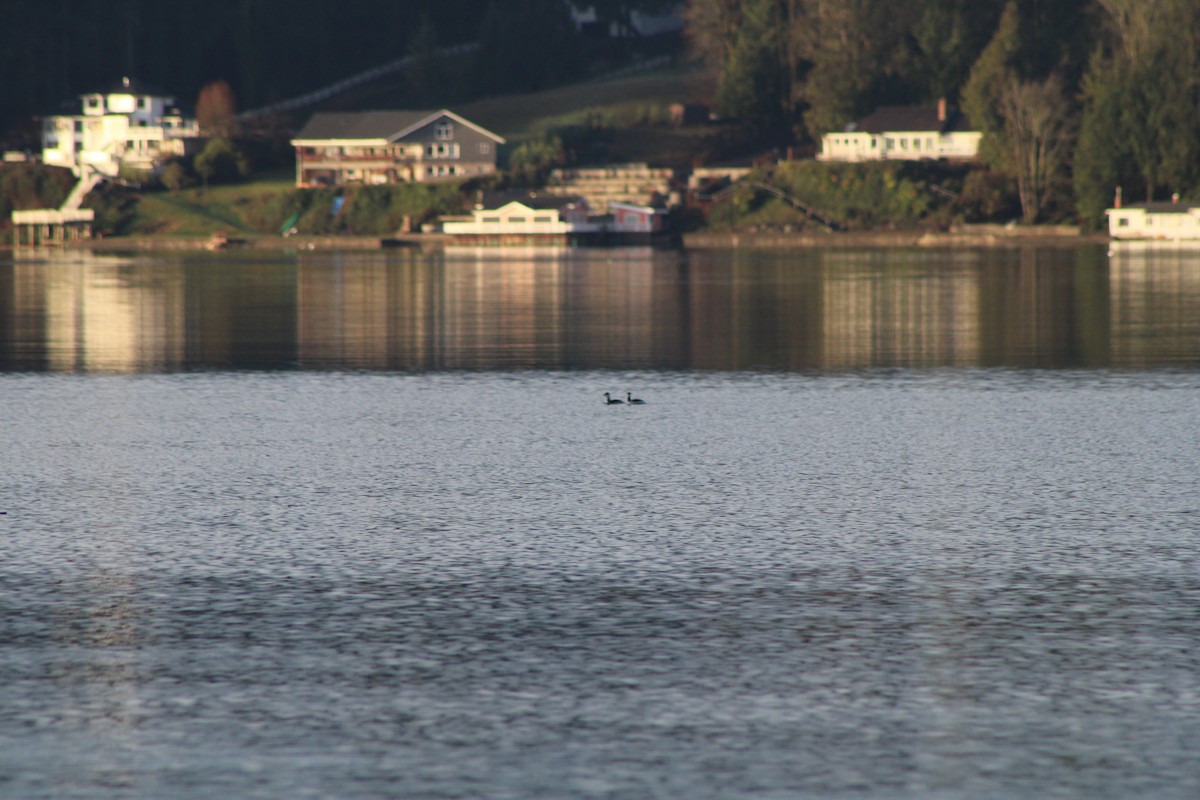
top-left (2, 245), bottom-right (1199, 372)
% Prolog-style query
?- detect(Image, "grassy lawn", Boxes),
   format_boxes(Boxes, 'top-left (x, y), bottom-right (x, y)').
top-left (458, 61), bottom-right (714, 144)
top-left (123, 173), bottom-right (297, 237)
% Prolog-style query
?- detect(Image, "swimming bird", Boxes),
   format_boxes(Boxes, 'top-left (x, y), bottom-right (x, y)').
top-left (626, 392), bottom-right (646, 405)
top-left (604, 392), bottom-right (624, 405)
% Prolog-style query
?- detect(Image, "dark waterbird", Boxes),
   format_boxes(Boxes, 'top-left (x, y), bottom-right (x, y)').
top-left (604, 392), bottom-right (624, 405)
top-left (626, 393), bottom-right (646, 405)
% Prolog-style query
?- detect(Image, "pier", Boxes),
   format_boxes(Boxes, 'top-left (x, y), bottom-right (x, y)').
top-left (11, 208), bottom-right (95, 248)
top-left (11, 168), bottom-right (99, 248)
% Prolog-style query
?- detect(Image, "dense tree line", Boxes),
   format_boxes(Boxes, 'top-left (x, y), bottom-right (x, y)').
top-left (7, 1), bottom-right (1196, 226)
top-left (688, 0), bottom-right (1200, 224)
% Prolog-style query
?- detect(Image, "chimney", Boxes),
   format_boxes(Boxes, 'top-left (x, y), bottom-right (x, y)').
top-left (937, 97), bottom-right (947, 122)
top-left (1114, 186), bottom-right (1122, 209)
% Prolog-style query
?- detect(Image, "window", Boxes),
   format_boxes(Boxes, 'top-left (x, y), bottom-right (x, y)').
top-left (534, 216), bottom-right (553, 223)
top-left (483, 217), bottom-right (501, 223)
top-left (479, 142), bottom-right (491, 155)
top-left (426, 145), bottom-right (436, 158)
top-left (509, 216), bottom-right (526, 223)
top-left (435, 122), bottom-right (453, 140)
top-left (1118, 218), bottom-right (1129, 227)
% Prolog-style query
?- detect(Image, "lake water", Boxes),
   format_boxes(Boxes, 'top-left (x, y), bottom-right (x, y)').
top-left (1, 245), bottom-right (1199, 799)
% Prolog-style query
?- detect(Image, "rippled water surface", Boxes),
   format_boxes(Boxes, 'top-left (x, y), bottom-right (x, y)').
top-left (2, 248), bottom-right (1199, 799)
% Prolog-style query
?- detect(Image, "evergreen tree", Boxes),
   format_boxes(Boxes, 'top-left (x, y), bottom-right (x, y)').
top-left (910, 0), bottom-right (1003, 102)
top-left (1078, 0), bottom-right (1200, 210)
top-left (796, 0), bottom-right (921, 139)
top-left (714, 0), bottom-right (785, 126)
top-left (1073, 58), bottom-right (1135, 224)
top-left (962, 1), bottom-right (1022, 171)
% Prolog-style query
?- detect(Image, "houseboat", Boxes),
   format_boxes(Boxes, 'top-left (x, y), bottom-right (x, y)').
top-left (441, 191), bottom-right (671, 248)
top-left (1107, 195), bottom-right (1200, 242)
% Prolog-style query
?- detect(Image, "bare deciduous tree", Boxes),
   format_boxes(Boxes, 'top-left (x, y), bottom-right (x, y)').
top-left (999, 74), bottom-right (1075, 223)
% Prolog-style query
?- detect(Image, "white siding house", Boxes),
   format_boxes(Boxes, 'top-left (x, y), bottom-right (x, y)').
top-left (41, 77), bottom-right (200, 177)
top-left (819, 101), bottom-right (980, 163)
top-left (291, 110), bottom-right (505, 187)
top-left (1107, 200), bottom-right (1200, 240)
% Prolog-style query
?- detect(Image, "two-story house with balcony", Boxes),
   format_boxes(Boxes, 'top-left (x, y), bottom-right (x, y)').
top-left (290, 110), bottom-right (505, 187)
top-left (41, 77), bottom-right (202, 178)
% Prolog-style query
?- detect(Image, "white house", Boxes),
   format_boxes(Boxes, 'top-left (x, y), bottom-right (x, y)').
top-left (819, 100), bottom-right (980, 163)
top-left (1107, 199), bottom-right (1200, 240)
top-left (569, 2), bottom-right (685, 36)
top-left (41, 77), bottom-right (201, 178)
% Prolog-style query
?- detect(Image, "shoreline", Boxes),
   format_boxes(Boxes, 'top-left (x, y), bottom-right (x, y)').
top-left (682, 226), bottom-right (1109, 249)
top-left (2, 226), bottom-right (1110, 254)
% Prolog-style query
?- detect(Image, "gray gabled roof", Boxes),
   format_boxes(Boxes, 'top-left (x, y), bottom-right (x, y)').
top-left (1124, 201), bottom-right (1196, 213)
top-left (849, 105), bottom-right (976, 135)
top-left (480, 191), bottom-right (586, 211)
top-left (292, 109), bottom-right (505, 143)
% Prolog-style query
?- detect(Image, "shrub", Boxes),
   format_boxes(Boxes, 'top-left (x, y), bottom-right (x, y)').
top-left (0, 164), bottom-right (73, 223)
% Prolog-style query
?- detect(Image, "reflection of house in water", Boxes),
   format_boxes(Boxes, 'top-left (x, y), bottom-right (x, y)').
top-left (805, 254), bottom-right (982, 368)
top-left (296, 256), bottom-right (571, 370)
top-left (14, 256), bottom-right (186, 372)
top-left (9, 249), bottom-right (1198, 374)
top-left (1108, 247), bottom-right (1200, 367)
top-left (297, 256), bottom-right (432, 369)
top-left (294, 253), bottom-right (677, 370)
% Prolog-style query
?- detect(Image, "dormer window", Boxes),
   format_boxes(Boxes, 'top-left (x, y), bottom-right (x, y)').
top-left (435, 121), bottom-right (453, 140)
